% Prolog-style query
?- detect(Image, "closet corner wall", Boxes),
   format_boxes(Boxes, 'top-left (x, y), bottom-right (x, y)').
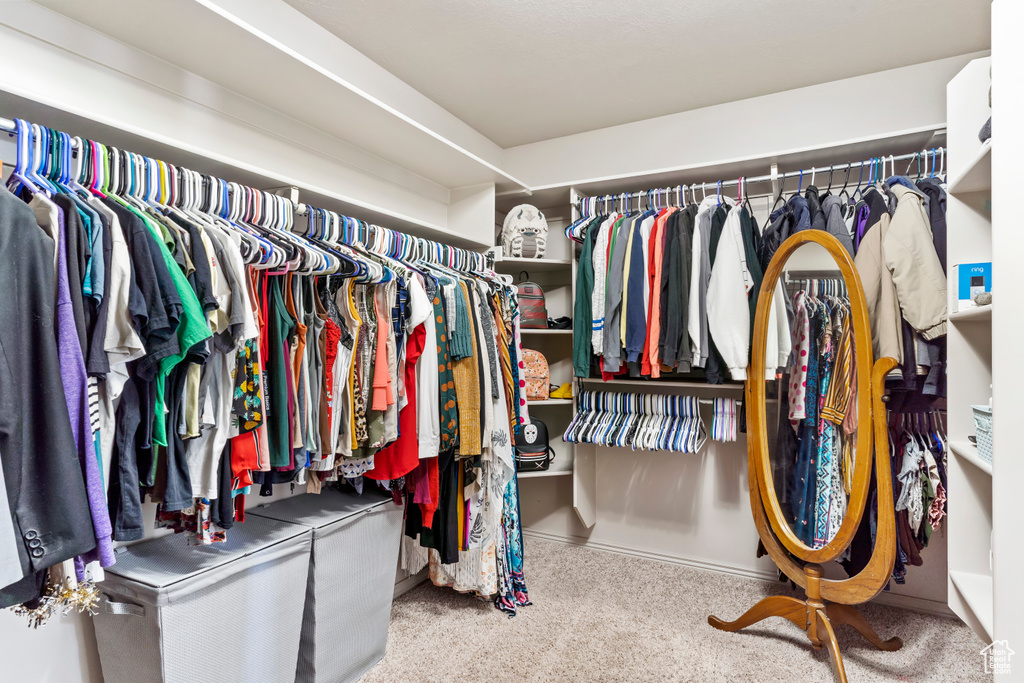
top-left (953, 0), bottom-right (1024, 652)
top-left (945, 55), bottom-right (994, 645)
top-left (491, 204), bottom-right (583, 517)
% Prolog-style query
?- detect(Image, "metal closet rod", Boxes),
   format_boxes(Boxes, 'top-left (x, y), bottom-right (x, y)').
top-left (1, 115), bottom-right (484, 266)
top-left (576, 147), bottom-right (946, 204)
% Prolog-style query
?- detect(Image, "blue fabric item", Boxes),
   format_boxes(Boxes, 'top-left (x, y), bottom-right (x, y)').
top-left (495, 475), bottom-right (531, 617)
top-left (886, 175), bottom-right (917, 191)
top-left (812, 317), bottom-right (836, 548)
top-left (791, 304), bottom-right (821, 547)
top-left (394, 276), bottom-right (407, 358)
top-left (624, 213), bottom-right (650, 364)
top-left (787, 195), bottom-right (811, 233)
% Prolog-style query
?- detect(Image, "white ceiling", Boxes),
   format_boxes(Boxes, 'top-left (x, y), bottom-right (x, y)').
top-left (284, 0), bottom-right (990, 148)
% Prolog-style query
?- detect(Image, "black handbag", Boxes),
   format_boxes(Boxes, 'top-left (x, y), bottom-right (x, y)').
top-left (514, 418), bottom-right (556, 472)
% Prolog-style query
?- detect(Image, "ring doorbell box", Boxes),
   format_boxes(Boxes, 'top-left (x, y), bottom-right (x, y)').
top-left (953, 262), bottom-right (991, 312)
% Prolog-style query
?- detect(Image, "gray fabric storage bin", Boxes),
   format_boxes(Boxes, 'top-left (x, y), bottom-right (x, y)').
top-left (93, 515), bottom-right (312, 683)
top-left (250, 488), bottom-right (403, 683)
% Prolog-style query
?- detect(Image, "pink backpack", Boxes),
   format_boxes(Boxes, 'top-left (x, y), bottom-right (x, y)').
top-left (522, 349), bottom-right (549, 401)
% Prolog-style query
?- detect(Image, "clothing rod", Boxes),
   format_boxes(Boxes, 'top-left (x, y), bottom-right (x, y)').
top-left (784, 270), bottom-right (844, 281)
top-left (575, 147), bottom-right (946, 204)
top-left (580, 395), bottom-right (743, 406)
top-left (1, 114), bottom-right (482, 262)
top-left (1, 116), bottom-right (81, 149)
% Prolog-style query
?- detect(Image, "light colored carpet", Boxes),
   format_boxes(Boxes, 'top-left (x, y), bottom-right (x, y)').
top-left (363, 539), bottom-right (988, 682)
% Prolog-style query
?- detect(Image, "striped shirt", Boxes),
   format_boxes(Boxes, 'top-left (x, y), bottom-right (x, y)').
top-left (821, 304), bottom-right (853, 425)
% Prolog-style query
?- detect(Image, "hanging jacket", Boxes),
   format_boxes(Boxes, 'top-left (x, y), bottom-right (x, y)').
top-left (916, 178), bottom-right (947, 274)
top-left (883, 185), bottom-right (947, 341)
top-left (590, 214), bottom-right (615, 354)
top-left (704, 203), bottom-right (732, 384)
top-left (573, 225), bottom-right (595, 377)
top-left (602, 215), bottom-right (632, 372)
top-left (805, 186), bottom-right (827, 232)
top-left (854, 192), bottom-right (903, 362)
top-left (624, 211), bottom-right (654, 372)
top-left (689, 196), bottom-right (732, 370)
top-left (821, 195), bottom-right (855, 257)
top-left (661, 207), bottom-right (692, 371)
top-left (707, 205), bottom-right (751, 380)
top-left (739, 209), bottom-right (768, 357)
top-left (657, 210), bottom-right (679, 366)
top-left (0, 188), bottom-right (97, 607)
top-left (759, 205), bottom-right (789, 271)
top-left (764, 279), bottom-right (792, 379)
top-left (787, 194), bottom-right (811, 233)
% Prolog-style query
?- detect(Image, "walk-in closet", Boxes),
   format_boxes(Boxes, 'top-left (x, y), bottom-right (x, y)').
top-left (0, 1), bottom-right (1015, 681)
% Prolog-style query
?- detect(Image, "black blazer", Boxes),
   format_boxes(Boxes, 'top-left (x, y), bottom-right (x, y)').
top-left (0, 187), bottom-right (96, 607)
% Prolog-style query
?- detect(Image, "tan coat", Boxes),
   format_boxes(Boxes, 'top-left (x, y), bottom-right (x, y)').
top-left (855, 211), bottom-right (904, 362)
top-left (883, 185), bottom-right (947, 340)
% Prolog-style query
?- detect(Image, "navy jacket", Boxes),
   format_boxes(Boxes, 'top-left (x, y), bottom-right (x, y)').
top-left (0, 188), bottom-right (96, 607)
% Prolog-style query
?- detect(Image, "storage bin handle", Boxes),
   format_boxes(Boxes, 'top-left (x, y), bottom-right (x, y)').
top-left (103, 596), bottom-right (146, 617)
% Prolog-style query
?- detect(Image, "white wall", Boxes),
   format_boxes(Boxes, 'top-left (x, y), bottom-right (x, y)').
top-left (0, 2), bottom-right (494, 248)
top-left (504, 53), bottom-right (984, 191)
top-left (522, 419), bottom-right (775, 577)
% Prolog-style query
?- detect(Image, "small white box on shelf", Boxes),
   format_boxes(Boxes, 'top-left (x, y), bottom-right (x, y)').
top-left (953, 261), bottom-right (991, 312)
top-left (972, 403), bottom-right (993, 464)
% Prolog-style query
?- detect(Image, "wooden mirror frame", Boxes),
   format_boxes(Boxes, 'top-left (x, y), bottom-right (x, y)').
top-left (748, 230), bottom-right (876, 562)
top-left (710, 230), bottom-right (901, 683)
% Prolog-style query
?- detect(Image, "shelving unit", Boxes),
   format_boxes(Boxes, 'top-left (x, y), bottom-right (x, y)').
top-left (945, 55), bottom-right (995, 646)
top-left (949, 440), bottom-right (992, 477)
top-left (949, 304), bottom-right (992, 323)
top-left (518, 469), bottom-right (573, 479)
top-left (948, 141), bottom-right (991, 195)
top-left (580, 378), bottom-right (745, 391)
top-left (495, 256), bottom-right (572, 273)
top-left (950, 571), bottom-right (995, 640)
top-left (520, 328), bottom-right (572, 336)
top-left (494, 214), bottom-right (578, 485)
top-left (988, 4), bottom-right (1024, 654)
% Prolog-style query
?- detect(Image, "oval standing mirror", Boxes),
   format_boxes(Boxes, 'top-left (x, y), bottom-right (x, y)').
top-left (757, 236), bottom-right (872, 560)
top-left (709, 230), bottom-right (901, 683)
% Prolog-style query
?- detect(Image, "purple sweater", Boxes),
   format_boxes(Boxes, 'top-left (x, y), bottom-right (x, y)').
top-left (53, 204), bottom-right (114, 568)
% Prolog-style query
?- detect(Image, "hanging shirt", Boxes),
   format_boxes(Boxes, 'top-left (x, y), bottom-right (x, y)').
top-left (573, 223), bottom-right (595, 378)
top-left (452, 282), bottom-right (481, 457)
top-left (590, 214), bottom-right (616, 354)
top-left (50, 201), bottom-right (115, 568)
top-left (706, 205), bottom-right (752, 381)
top-left (426, 275), bottom-right (458, 452)
top-left (409, 274), bottom-right (439, 460)
top-left (602, 214), bottom-right (632, 373)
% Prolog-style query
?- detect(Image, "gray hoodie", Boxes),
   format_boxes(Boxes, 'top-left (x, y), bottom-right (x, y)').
top-left (821, 195), bottom-right (855, 257)
top-left (602, 215), bottom-right (633, 371)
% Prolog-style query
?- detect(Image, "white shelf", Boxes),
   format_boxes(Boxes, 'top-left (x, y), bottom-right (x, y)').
top-left (496, 256), bottom-right (572, 273)
top-left (950, 439), bottom-right (993, 476)
top-left (580, 377), bottom-right (744, 390)
top-left (950, 570), bottom-right (994, 640)
top-left (949, 141), bottom-right (992, 195)
top-left (521, 328), bottom-right (572, 335)
top-left (517, 469), bottom-right (573, 479)
top-left (528, 398), bottom-right (574, 406)
top-left (945, 55), bottom-right (998, 648)
top-left (950, 304), bottom-right (992, 323)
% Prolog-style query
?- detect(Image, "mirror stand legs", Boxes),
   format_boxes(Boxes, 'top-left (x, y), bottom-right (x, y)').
top-left (708, 594), bottom-right (902, 683)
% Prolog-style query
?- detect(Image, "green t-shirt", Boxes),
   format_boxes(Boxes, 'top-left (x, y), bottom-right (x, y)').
top-left (267, 278), bottom-right (297, 468)
top-left (120, 203), bottom-right (212, 452)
